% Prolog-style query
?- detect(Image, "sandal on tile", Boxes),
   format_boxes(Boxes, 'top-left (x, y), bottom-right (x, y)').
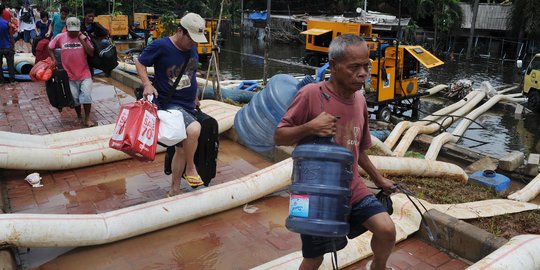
top-left (183, 174), bottom-right (204, 188)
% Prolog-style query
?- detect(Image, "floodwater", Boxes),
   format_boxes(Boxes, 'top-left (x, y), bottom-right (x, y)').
top-left (20, 195), bottom-right (296, 269)
top-left (214, 35), bottom-right (539, 157)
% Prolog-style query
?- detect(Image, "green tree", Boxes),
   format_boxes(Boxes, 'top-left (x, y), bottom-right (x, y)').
top-left (509, 0), bottom-right (540, 42)
top-left (417, 0), bottom-right (462, 51)
top-left (466, 0), bottom-right (479, 59)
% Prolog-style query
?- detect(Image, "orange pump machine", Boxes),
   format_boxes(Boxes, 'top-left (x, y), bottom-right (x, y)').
top-left (301, 19), bottom-right (373, 67)
top-left (302, 19), bottom-right (444, 120)
top-left (95, 15), bottom-right (129, 37)
top-left (366, 38), bottom-right (444, 120)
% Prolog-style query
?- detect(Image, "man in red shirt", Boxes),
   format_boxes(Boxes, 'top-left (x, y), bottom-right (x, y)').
top-left (48, 17), bottom-right (95, 127)
top-left (275, 34), bottom-right (396, 270)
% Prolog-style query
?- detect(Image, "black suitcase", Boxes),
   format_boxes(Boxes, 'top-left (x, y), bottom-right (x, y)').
top-left (45, 69), bottom-right (74, 110)
top-left (164, 108), bottom-right (219, 187)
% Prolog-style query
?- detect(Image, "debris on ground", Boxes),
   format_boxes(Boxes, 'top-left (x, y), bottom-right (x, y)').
top-left (446, 79), bottom-right (473, 99)
top-left (25, 172), bottom-right (43, 187)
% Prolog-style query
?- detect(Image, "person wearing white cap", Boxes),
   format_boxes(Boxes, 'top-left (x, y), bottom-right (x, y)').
top-left (135, 12), bottom-right (207, 196)
top-left (48, 17), bottom-right (95, 127)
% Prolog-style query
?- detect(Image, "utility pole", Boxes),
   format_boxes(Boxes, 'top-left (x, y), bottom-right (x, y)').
top-left (263, 0), bottom-right (271, 85)
top-left (364, 0), bottom-right (367, 15)
top-left (240, 0), bottom-right (244, 38)
top-left (466, 0), bottom-right (479, 60)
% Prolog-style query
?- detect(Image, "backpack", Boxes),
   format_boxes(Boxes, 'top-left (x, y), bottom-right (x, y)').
top-left (88, 38), bottom-right (118, 76)
top-left (20, 8), bottom-right (33, 24)
top-left (91, 22), bottom-right (109, 38)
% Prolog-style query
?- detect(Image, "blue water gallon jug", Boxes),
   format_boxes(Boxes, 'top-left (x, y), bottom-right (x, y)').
top-left (285, 137), bottom-right (354, 237)
top-left (234, 74), bottom-right (300, 152)
top-left (469, 170), bottom-right (510, 192)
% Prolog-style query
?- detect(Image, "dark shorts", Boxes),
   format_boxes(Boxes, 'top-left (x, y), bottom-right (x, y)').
top-left (164, 105), bottom-right (197, 128)
top-left (301, 194), bottom-right (388, 258)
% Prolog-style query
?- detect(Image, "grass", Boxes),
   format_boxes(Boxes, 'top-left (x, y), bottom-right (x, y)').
top-left (392, 174), bottom-right (540, 239)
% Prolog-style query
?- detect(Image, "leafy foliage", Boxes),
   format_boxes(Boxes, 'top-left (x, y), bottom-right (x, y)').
top-left (159, 11), bottom-right (178, 37)
top-left (509, 0), bottom-right (540, 39)
top-left (417, 0), bottom-right (463, 33)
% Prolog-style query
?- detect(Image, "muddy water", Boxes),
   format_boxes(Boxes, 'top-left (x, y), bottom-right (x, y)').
top-left (215, 36), bottom-right (538, 157)
top-left (21, 194), bottom-right (295, 269)
top-left (418, 96), bottom-right (539, 157)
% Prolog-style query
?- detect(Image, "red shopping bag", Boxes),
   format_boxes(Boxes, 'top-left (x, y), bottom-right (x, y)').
top-left (109, 100), bottom-right (160, 161)
top-left (29, 57), bottom-right (55, 81)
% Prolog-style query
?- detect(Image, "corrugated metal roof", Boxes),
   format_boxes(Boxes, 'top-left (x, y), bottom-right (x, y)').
top-left (460, 3), bottom-right (511, 31)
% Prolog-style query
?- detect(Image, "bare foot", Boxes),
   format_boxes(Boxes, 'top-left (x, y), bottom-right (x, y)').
top-left (85, 120), bottom-right (97, 127)
top-left (168, 189), bottom-right (180, 197)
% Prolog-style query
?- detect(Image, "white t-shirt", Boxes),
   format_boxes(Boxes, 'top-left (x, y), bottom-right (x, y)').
top-left (18, 7), bottom-right (36, 31)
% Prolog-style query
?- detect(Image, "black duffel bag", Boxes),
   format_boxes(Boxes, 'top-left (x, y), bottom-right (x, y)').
top-left (89, 38), bottom-right (118, 76)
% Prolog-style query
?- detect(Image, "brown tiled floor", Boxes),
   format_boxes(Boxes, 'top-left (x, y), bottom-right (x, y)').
top-left (2, 139), bottom-right (272, 215)
top-left (347, 237), bottom-right (470, 269)
top-left (1, 81), bottom-right (470, 269)
top-left (0, 77), bottom-right (131, 134)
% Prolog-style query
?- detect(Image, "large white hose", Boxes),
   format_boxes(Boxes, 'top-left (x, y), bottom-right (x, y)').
top-left (424, 84), bottom-right (448, 96)
top-left (0, 125), bottom-right (115, 148)
top-left (433, 199), bottom-right (540, 219)
top-left (0, 100), bottom-right (239, 170)
top-left (0, 154), bottom-right (472, 247)
top-left (0, 158), bottom-right (294, 247)
top-left (365, 156), bottom-right (469, 182)
top-left (1, 53), bottom-right (35, 67)
top-left (384, 91), bottom-right (480, 150)
top-left (507, 173), bottom-right (540, 202)
top-left (384, 121), bottom-right (412, 149)
top-left (392, 91), bottom-right (486, 157)
top-left (497, 85), bottom-right (519, 94)
top-left (116, 62), bottom-right (243, 93)
top-left (467, 235), bottom-right (540, 270)
top-left (423, 132), bottom-right (455, 161)
top-left (425, 94), bottom-right (526, 161)
top-left (370, 135), bottom-right (393, 156)
top-left (116, 61), bottom-right (154, 75)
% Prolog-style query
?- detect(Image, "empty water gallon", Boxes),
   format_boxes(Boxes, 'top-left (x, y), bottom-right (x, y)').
top-left (469, 170), bottom-right (510, 192)
top-left (234, 74), bottom-right (300, 152)
top-left (285, 137), bottom-right (354, 237)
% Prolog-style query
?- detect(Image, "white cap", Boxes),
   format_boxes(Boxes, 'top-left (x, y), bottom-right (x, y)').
top-left (180, 13), bottom-right (207, 43)
top-left (66, 17), bottom-right (80, 32)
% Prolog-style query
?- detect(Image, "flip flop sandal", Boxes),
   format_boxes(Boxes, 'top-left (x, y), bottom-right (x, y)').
top-left (183, 174), bottom-right (204, 189)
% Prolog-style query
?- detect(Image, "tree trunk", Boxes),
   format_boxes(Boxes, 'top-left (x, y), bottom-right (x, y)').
top-left (466, 0), bottom-right (479, 60)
